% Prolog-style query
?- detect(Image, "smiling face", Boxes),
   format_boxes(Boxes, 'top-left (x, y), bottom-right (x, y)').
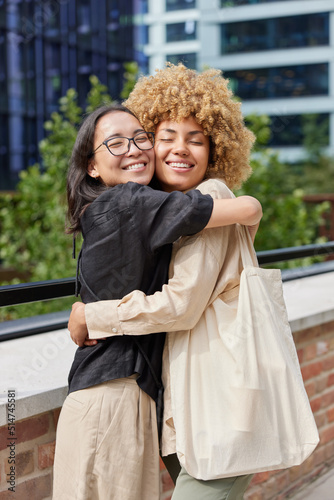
top-left (87, 111), bottom-right (155, 187)
top-left (154, 117), bottom-right (210, 192)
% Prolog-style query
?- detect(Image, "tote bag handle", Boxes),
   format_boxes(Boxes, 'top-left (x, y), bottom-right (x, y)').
top-left (237, 224), bottom-right (259, 269)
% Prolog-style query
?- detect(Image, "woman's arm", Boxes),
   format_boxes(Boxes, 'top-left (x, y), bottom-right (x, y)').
top-left (132, 183), bottom-right (261, 252)
top-left (69, 230), bottom-right (225, 347)
top-left (208, 196), bottom-right (262, 229)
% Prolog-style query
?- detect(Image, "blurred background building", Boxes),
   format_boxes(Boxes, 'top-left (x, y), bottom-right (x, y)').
top-left (0, 0), bottom-right (148, 190)
top-left (142, 0), bottom-right (334, 160)
top-left (1, 0), bottom-right (333, 189)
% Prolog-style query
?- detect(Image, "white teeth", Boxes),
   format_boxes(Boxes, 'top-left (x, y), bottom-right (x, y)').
top-left (169, 162), bottom-right (193, 169)
top-left (124, 163), bottom-right (145, 171)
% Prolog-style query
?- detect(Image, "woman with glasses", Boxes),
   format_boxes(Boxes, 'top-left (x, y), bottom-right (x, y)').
top-left (52, 102), bottom-right (261, 500)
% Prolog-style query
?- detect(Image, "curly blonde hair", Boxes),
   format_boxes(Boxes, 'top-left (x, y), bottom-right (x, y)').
top-left (125, 63), bottom-right (255, 190)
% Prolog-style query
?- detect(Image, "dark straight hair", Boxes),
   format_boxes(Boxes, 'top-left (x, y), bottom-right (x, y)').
top-left (66, 103), bottom-right (136, 234)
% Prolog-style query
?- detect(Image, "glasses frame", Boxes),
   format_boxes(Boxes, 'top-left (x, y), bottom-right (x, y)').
top-left (91, 131), bottom-right (155, 157)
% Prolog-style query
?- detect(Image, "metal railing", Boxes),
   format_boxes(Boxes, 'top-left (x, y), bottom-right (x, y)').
top-left (1, 241), bottom-right (334, 342)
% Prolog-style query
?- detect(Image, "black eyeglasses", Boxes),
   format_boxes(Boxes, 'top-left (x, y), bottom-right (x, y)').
top-left (91, 131), bottom-right (155, 157)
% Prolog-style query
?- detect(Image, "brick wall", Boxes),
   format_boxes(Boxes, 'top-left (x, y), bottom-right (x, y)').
top-left (243, 319), bottom-right (334, 500)
top-left (1, 319), bottom-right (334, 500)
top-left (0, 409), bottom-right (60, 500)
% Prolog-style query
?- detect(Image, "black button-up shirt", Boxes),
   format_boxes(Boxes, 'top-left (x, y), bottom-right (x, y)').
top-left (68, 182), bottom-right (213, 403)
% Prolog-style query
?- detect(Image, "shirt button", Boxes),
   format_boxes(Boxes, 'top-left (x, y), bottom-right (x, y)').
top-left (112, 327), bottom-right (117, 333)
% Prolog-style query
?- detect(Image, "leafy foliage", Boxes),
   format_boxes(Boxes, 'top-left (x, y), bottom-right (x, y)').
top-left (239, 114), bottom-right (329, 266)
top-left (120, 62), bottom-right (139, 100)
top-left (0, 89), bottom-right (80, 281)
top-left (289, 114), bottom-right (334, 195)
top-left (85, 75), bottom-right (113, 113)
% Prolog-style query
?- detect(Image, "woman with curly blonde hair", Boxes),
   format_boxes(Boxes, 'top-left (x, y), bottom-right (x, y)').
top-left (125, 63), bottom-right (254, 190)
top-left (68, 64), bottom-right (261, 499)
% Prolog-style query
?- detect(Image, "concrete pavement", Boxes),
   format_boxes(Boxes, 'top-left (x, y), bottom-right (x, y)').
top-left (291, 467), bottom-right (334, 500)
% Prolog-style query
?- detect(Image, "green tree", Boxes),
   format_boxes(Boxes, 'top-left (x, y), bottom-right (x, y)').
top-left (120, 62), bottom-right (139, 100)
top-left (239, 114), bottom-right (328, 266)
top-left (294, 114), bottom-right (334, 194)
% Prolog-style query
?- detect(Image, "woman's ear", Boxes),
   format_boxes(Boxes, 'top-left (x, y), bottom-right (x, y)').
top-left (87, 161), bottom-right (99, 179)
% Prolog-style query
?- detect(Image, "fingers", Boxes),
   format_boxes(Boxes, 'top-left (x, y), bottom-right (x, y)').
top-left (83, 339), bottom-right (98, 346)
top-left (83, 338), bottom-right (106, 346)
top-left (69, 337), bottom-right (105, 347)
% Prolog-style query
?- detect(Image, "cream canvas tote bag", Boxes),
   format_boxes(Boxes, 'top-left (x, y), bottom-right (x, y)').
top-left (169, 224), bottom-right (319, 480)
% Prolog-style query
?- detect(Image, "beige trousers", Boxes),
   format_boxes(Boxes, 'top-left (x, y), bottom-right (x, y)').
top-left (53, 376), bottom-right (160, 500)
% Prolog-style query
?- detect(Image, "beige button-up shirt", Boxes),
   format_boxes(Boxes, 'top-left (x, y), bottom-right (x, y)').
top-left (85, 178), bottom-right (244, 454)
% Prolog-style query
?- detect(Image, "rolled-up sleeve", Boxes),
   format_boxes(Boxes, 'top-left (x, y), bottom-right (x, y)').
top-left (86, 236), bottom-right (220, 338)
top-left (130, 184), bottom-right (213, 252)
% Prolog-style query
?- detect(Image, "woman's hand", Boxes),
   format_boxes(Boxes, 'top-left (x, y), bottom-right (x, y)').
top-left (68, 302), bottom-right (99, 347)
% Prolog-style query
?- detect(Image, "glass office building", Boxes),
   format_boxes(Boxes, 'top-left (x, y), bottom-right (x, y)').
top-left (0, 0), bottom-right (147, 190)
top-left (141, 0), bottom-right (334, 159)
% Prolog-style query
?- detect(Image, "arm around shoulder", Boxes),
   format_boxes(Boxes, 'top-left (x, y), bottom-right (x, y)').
top-left (206, 195), bottom-right (262, 229)
top-left (196, 179), bottom-right (262, 229)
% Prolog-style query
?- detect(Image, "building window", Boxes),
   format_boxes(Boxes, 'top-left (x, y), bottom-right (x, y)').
top-left (0, 0), bottom-right (138, 189)
top-left (44, 42), bottom-right (61, 113)
top-left (6, 0), bottom-right (24, 31)
top-left (136, 24), bottom-right (148, 46)
top-left (108, 68), bottom-right (122, 100)
top-left (225, 63), bottom-right (329, 100)
top-left (45, 75), bottom-right (62, 114)
top-left (44, 42), bottom-right (61, 72)
top-left (26, 42), bottom-right (35, 75)
top-left (107, 0), bottom-right (134, 59)
top-left (44, 2), bottom-right (61, 39)
top-left (77, 72), bottom-right (91, 105)
top-left (0, 75), bottom-right (6, 112)
top-left (136, 0), bottom-right (148, 14)
top-left (9, 115), bottom-right (24, 175)
top-left (7, 37), bottom-right (25, 113)
top-left (107, 22), bottom-right (120, 57)
top-left (77, 0), bottom-right (91, 33)
top-left (166, 0), bottom-right (196, 12)
top-left (25, 117), bottom-right (38, 167)
top-left (0, 0), bottom-right (5, 28)
top-left (0, 113), bottom-right (9, 190)
top-left (221, 0), bottom-right (303, 6)
top-left (267, 113), bottom-right (329, 147)
top-left (166, 21), bottom-right (196, 42)
top-left (26, 78), bottom-right (36, 114)
top-left (166, 53), bottom-right (197, 69)
top-left (221, 13), bottom-right (329, 54)
top-left (77, 31), bottom-right (93, 66)
top-left (0, 31), bottom-right (6, 112)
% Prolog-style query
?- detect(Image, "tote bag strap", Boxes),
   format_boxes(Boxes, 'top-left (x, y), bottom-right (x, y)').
top-left (214, 181), bottom-right (259, 269)
top-left (237, 224), bottom-right (259, 269)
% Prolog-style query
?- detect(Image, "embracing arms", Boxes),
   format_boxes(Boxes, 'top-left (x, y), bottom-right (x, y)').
top-left (68, 180), bottom-right (262, 347)
top-left (69, 232), bottom-right (226, 346)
